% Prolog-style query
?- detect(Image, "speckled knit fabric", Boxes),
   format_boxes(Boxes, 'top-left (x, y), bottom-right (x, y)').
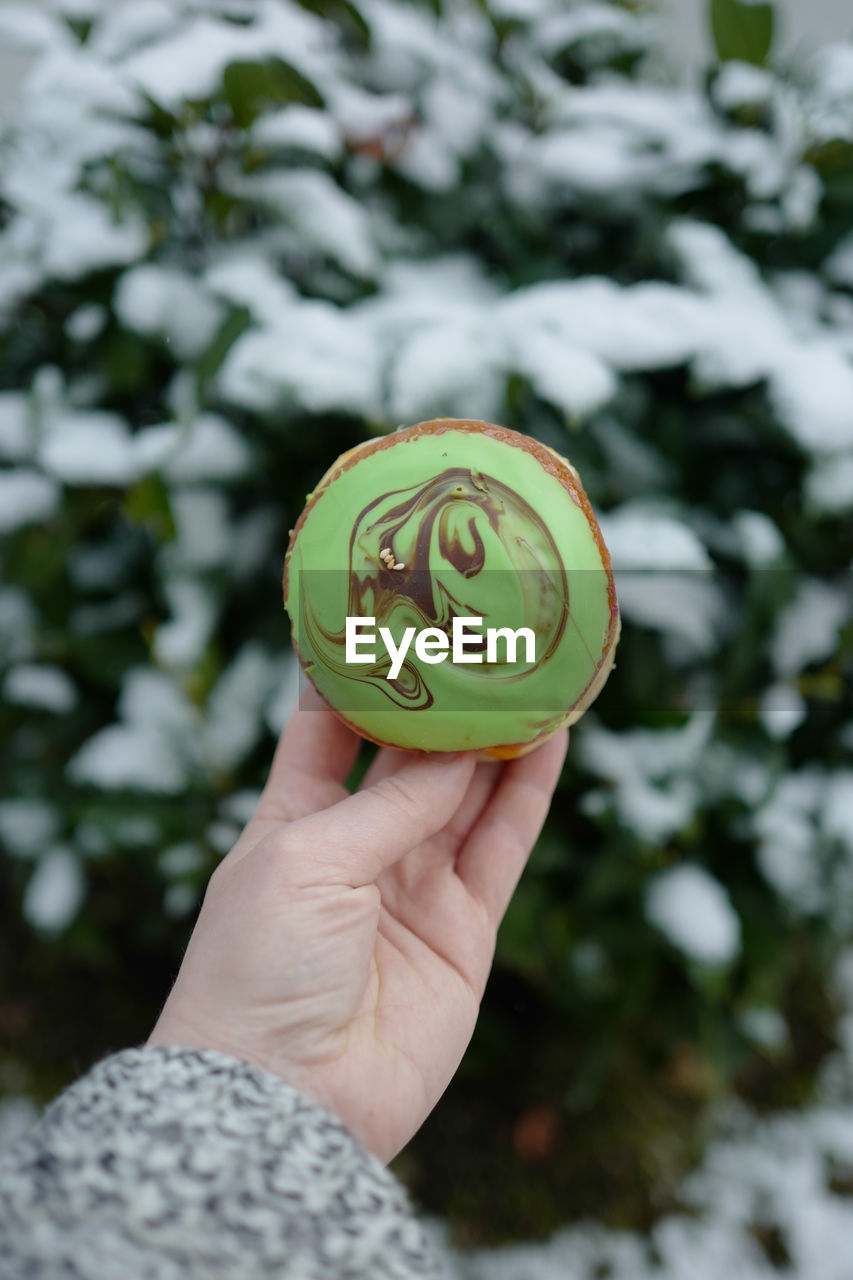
top-left (0, 1045), bottom-right (450, 1280)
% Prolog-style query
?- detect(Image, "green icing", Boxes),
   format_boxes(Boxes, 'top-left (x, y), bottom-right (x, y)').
top-left (285, 429), bottom-right (615, 752)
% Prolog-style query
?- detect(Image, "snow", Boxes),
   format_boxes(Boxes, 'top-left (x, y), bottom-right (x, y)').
top-left (0, 5), bottom-right (70, 53)
top-left (498, 279), bottom-right (702, 374)
top-left (250, 106), bottom-right (342, 161)
top-left (67, 723), bottom-right (192, 794)
top-left (133, 414), bottom-right (253, 483)
top-left (771, 579), bottom-right (849, 676)
top-left (64, 304), bottom-right (108, 345)
top-left (326, 84), bottom-right (412, 145)
top-left (229, 168), bottom-right (377, 278)
top-left (220, 788), bottom-right (262, 826)
top-left (645, 864), bottom-right (741, 966)
top-left (0, 587), bottom-right (37, 664)
top-left (163, 488), bottom-right (231, 571)
top-left (738, 1006), bottom-right (788, 1051)
top-left (218, 299), bottom-right (381, 418)
top-left (205, 821), bottom-right (240, 854)
top-left (118, 666), bottom-right (197, 734)
top-left (162, 882), bottom-right (199, 919)
top-left (579, 716), bottom-right (712, 843)
top-left (120, 3), bottom-right (336, 113)
top-left (153, 576), bottom-right (219, 668)
top-left (114, 264), bottom-right (224, 361)
top-left (806, 454), bottom-right (853, 514)
top-left (0, 394), bottom-right (33, 461)
top-left (0, 798), bottom-right (60, 860)
top-left (730, 511), bottom-right (785, 567)
top-left (532, 5), bottom-right (655, 57)
top-left (38, 411), bottom-right (136, 486)
top-left (597, 506), bottom-right (712, 571)
top-left (504, 324), bottom-right (616, 420)
top-left (2, 663), bottom-right (78, 714)
top-left (758, 683), bottom-right (807, 741)
top-left (22, 846), bottom-right (85, 934)
top-left (158, 842), bottom-right (205, 878)
top-left (0, 1096), bottom-right (40, 1151)
top-left (769, 343), bottom-right (853, 453)
top-left (824, 773), bottom-right (853, 856)
top-left (265, 649), bottom-right (302, 736)
top-left (0, 469), bottom-right (59, 532)
top-left (203, 642), bottom-right (279, 772)
top-left (88, 0), bottom-right (176, 61)
top-left (205, 254), bottom-right (298, 327)
top-left (42, 193), bottom-right (148, 283)
top-left (752, 770), bottom-right (826, 913)
top-left (712, 61), bottom-right (775, 112)
top-left (388, 318), bottom-right (506, 424)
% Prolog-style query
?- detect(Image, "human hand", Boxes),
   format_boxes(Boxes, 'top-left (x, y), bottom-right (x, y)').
top-left (148, 687), bottom-right (568, 1162)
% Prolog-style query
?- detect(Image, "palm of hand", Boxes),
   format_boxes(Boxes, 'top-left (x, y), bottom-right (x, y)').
top-left (150, 688), bottom-right (567, 1162)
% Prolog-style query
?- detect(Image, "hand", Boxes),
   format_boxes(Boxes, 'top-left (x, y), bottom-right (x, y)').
top-left (148, 686), bottom-right (568, 1162)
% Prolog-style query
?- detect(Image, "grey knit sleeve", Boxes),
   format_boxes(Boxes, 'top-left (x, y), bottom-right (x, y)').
top-left (0, 1045), bottom-right (451, 1280)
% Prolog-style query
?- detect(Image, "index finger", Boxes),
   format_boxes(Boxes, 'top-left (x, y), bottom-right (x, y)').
top-left (255, 680), bottom-right (362, 822)
top-left (454, 730), bottom-right (569, 928)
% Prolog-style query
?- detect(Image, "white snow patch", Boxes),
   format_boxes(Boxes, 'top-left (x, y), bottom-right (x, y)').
top-left (65, 304), bottom-right (108, 345)
top-left (203, 643), bottom-right (278, 772)
top-left (712, 61), bottom-right (775, 112)
top-left (134, 414), bottom-right (252, 483)
top-left (159, 842), bottom-right (205, 878)
top-left (579, 716), bottom-right (712, 843)
top-left (0, 587), bottom-right (37, 664)
top-left (23, 847), bottom-right (85, 934)
top-left (771, 578), bottom-right (848, 676)
top-left (43, 194), bottom-right (148, 282)
top-left (806, 454), bottom-right (853, 515)
top-left (114, 264), bottom-right (224, 361)
top-left (153, 577), bottom-right (219, 668)
top-left (0, 798), bottom-right (60, 860)
top-left (2, 664), bottom-right (78, 714)
top-left (0, 1096), bottom-right (40, 1150)
top-left (230, 169), bottom-right (377, 278)
top-left (218, 301), bottom-right (381, 418)
top-left (646, 864), bottom-right (741, 966)
top-left (753, 770), bottom-right (826, 913)
top-left (758, 683), bottom-right (807, 741)
top-left (38, 411), bottom-right (136, 486)
top-left (163, 488), bottom-right (231, 571)
top-left (730, 510), bottom-right (785, 567)
top-left (118, 666), bottom-right (197, 734)
top-left (120, 4), bottom-right (335, 114)
top-left (0, 470), bottom-right (59, 531)
top-left (599, 506), bottom-right (713, 571)
top-left (265, 650), bottom-right (302, 736)
top-left (0, 394), bottom-right (33, 462)
top-left (506, 324), bottom-right (616, 419)
top-left (251, 106), bottom-right (342, 161)
top-left (220, 788), bottom-right (262, 826)
top-left (67, 723), bottom-right (192, 794)
top-left (824, 772), bottom-right (853, 856)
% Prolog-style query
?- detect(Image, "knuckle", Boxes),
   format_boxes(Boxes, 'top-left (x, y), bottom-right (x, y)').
top-left (378, 772), bottom-right (423, 824)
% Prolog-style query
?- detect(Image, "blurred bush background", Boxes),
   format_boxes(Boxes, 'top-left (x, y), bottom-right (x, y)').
top-left (0, 0), bottom-right (852, 1274)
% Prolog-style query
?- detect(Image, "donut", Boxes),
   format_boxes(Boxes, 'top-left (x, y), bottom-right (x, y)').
top-left (283, 418), bottom-right (620, 758)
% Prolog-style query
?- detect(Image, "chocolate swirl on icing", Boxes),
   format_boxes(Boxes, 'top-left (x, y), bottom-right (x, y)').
top-left (299, 468), bottom-right (589, 711)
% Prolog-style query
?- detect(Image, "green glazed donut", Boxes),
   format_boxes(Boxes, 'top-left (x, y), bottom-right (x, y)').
top-left (283, 418), bottom-right (620, 757)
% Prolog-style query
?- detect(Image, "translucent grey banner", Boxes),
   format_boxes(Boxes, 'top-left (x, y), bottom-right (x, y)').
top-left (287, 568), bottom-right (851, 716)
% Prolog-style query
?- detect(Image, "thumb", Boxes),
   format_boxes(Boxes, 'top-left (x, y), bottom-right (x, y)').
top-left (286, 751), bottom-right (477, 886)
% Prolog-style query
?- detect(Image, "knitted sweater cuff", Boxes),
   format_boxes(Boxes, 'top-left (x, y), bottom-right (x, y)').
top-left (0, 1045), bottom-right (449, 1280)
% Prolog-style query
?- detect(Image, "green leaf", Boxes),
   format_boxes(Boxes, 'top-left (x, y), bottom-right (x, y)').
top-left (709, 0), bottom-right (775, 66)
top-left (222, 59), bottom-right (324, 127)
